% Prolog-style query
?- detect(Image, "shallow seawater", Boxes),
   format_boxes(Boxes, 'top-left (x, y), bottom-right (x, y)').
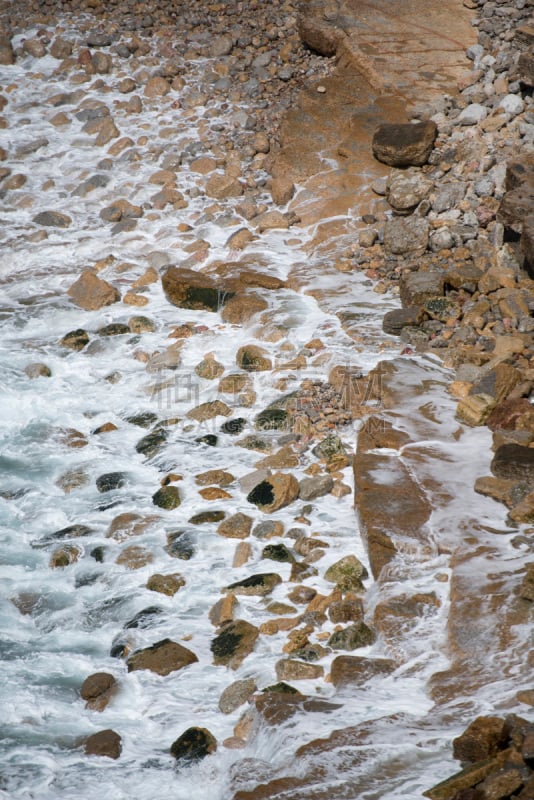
top-left (0, 15), bottom-right (531, 800)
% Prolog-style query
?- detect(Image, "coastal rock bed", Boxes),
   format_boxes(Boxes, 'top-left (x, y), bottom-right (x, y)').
top-left (0, 0), bottom-right (533, 799)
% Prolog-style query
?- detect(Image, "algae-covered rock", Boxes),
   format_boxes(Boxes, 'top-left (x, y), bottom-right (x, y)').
top-left (210, 619), bottom-right (259, 668)
top-left (226, 573), bottom-right (282, 596)
top-left (324, 555), bottom-right (368, 592)
top-left (170, 727), bottom-right (217, 764)
top-left (152, 485), bottom-right (181, 510)
top-left (328, 621), bottom-right (376, 650)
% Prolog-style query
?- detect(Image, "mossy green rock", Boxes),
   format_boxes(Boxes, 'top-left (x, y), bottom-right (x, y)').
top-left (162, 266), bottom-right (234, 312)
top-left (152, 485), bottom-right (181, 510)
top-left (324, 555), bottom-right (368, 592)
top-left (262, 543), bottom-right (294, 563)
top-left (255, 408), bottom-right (289, 431)
top-left (328, 621), bottom-right (376, 650)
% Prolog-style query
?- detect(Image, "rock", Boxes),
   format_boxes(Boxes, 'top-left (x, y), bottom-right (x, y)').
top-left (262, 543), bottom-right (294, 564)
top-left (84, 729), bottom-right (121, 759)
top-left (383, 217), bottom-right (429, 256)
top-left (80, 672), bottom-right (117, 711)
top-left (330, 656), bottom-right (395, 687)
top-left (98, 322), bottom-right (130, 336)
top-left (253, 210), bottom-right (291, 232)
top-left (456, 393), bottom-right (497, 427)
top-left (236, 345), bottom-right (272, 372)
top-left (152, 485), bottom-right (181, 510)
top-left (50, 545), bottom-right (80, 568)
top-left (453, 716), bottom-right (508, 764)
top-left (499, 94), bottom-right (524, 117)
top-left (491, 444), bottom-right (534, 482)
top-left (50, 37), bottom-right (73, 59)
top-left (247, 473), bottom-right (299, 513)
top-left (33, 210), bottom-right (71, 228)
top-left (129, 315), bottom-right (156, 333)
top-left (24, 362), bottom-right (51, 378)
top-left (497, 184), bottom-right (534, 233)
top-left (521, 214), bottom-right (534, 278)
top-left (115, 545), bottom-right (153, 570)
top-left (383, 307), bottom-right (424, 335)
top-left (324, 555), bottom-right (368, 592)
top-left (23, 38), bottom-right (46, 58)
top-left (189, 510), bottom-right (225, 525)
top-left (96, 472), bottom-right (125, 493)
top-left (196, 469), bottom-right (235, 487)
top-left (209, 34), bottom-right (234, 57)
top-left (127, 638), bottom-right (198, 675)
top-left (226, 573), bottom-right (282, 597)
top-left (170, 727), bottom-right (216, 764)
top-left (0, 34), bottom-right (15, 65)
top-left (56, 467), bottom-right (89, 494)
top-left (146, 573), bottom-right (185, 596)
top-left (386, 170), bottom-right (433, 213)
top-left (144, 76), bottom-right (170, 97)
top-left (209, 594), bottom-right (237, 627)
top-left (195, 354), bottom-right (224, 380)
top-left (60, 329), bottom-right (90, 350)
top-left (328, 597), bottom-right (364, 624)
top-left (211, 619), bottom-right (259, 668)
top-left (328, 621), bottom-right (376, 650)
top-left (205, 173), bottom-right (243, 200)
top-left (162, 266), bottom-right (233, 312)
top-left (107, 512), bottom-right (159, 542)
top-left (187, 400), bottom-right (231, 422)
top-left (219, 678), bottom-right (257, 714)
top-left (275, 659), bottom-right (324, 681)
top-left (519, 48), bottom-right (534, 86)
top-left (165, 531), bottom-right (195, 560)
top-left (458, 103), bottom-right (488, 125)
top-left (297, 12), bottom-right (344, 56)
top-left (298, 475), bottom-right (333, 501)
top-left (520, 563), bottom-right (534, 601)
top-left (136, 428), bottom-right (168, 458)
top-left (255, 408), bottom-right (289, 431)
top-left (217, 513), bottom-right (253, 539)
top-left (68, 271), bottom-right (120, 310)
top-left (226, 228), bottom-right (255, 250)
top-left (270, 177), bottom-right (295, 206)
top-left (372, 121), bottom-right (437, 167)
top-left (221, 292), bottom-right (268, 324)
top-left (312, 434), bottom-right (346, 461)
top-left (100, 199), bottom-right (143, 222)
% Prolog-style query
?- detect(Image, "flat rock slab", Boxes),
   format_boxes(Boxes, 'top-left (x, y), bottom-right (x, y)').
top-left (127, 638), bottom-right (198, 675)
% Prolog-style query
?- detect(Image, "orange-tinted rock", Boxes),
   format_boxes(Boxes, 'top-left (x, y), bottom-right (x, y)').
top-left (68, 270), bottom-right (120, 310)
top-left (330, 655), bottom-right (395, 688)
top-left (452, 716), bottom-right (508, 764)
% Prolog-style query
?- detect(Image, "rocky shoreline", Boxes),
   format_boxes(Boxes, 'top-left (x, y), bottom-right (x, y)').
top-left (1, 0), bottom-right (534, 797)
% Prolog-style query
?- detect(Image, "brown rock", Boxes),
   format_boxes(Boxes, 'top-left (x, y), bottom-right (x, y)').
top-left (170, 727), bottom-right (217, 764)
top-left (127, 638), bottom-right (198, 675)
top-left (68, 271), bottom-right (120, 310)
top-left (195, 354), bottom-right (224, 380)
top-left (209, 594), bottom-right (237, 627)
top-left (146, 573), bottom-right (185, 596)
top-left (115, 545), bottom-right (153, 569)
top-left (487, 398), bottom-right (533, 432)
top-left (205, 173), bottom-right (243, 200)
top-left (195, 469), bottom-right (235, 487)
top-left (497, 183), bottom-right (534, 233)
top-left (221, 293), bottom-right (268, 324)
top-left (50, 545), bottom-right (80, 568)
top-left (372, 121), bottom-right (437, 167)
top-left (236, 344), bottom-right (272, 372)
top-left (275, 659), bottom-right (324, 681)
top-left (80, 672), bottom-right (117, 711)
top-left (399, 271), bottom-right (444, 308)
top-left (187, 400), bottom-right (231, 421)
top-left (211, 619), bottom-right (259, 669)
top-left (330, 655), bottom-right (395, 687)
top-left (270, 176), bottom-right (295, 206)
top-left (144, 76), bottom-right (170, 97)
top-left (453, 716), bottom-right (508, 764)
top-left (226, 573), bottom-right (282, 596)
top-left (219, 678), bottom-right (257, 714)
top-left (217, 513), bottom-right (253, 539)
top-left (247, 472), bottom-right (299, 513)
top-left (491, 444), bottom-right (534, 482)
top-left (107, 512), bottom-right (159, 542)
top-left (297, 12), bottom-right (344, 56)
top-left (33, 210), bottom-right (71, 228)
top-left (84, 729), bottom-right (121, 759)
top-left (162, 266), bottom-right (234, 312)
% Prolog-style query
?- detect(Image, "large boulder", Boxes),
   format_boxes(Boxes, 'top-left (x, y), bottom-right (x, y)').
top-left (452, 716), bottom-right (508, 764)
top-left (127, 638), bottom-right (198, 675)
top-left (372, 121), bottom-right (437, 167)
top-left (162, 266), bottom-right (234, 312)
top-left (68, 271), bottom-right (120, 310)
top-left (210, 619), bottom-right (259, 668)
